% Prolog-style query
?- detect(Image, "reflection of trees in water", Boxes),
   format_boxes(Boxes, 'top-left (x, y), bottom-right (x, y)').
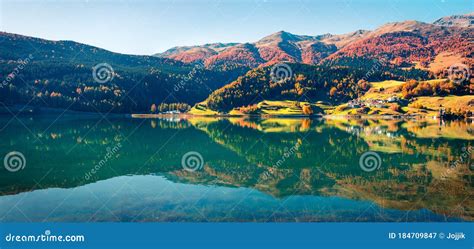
top-left (149, 119), bottom-right (191, 130)
top-left (194, 118), bottom-right (473, 220)
top-left (0, 117), bottom-right (472, 220)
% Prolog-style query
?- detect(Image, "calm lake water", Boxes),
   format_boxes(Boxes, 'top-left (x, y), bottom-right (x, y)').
top-left (0, 115), bottom-right (472, 222)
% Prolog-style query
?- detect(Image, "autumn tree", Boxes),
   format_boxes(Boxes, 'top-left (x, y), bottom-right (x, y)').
top-left (329, 87), bottom-right (337, 97)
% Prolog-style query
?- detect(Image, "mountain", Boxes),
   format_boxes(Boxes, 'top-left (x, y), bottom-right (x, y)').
top-left (319, 29), bottom-right (370, 48)
top-left (327, 19), bottom-right (473, 71)
top-left (156, 13), bottom-right (473, 73)
top-left (0, 32), bottom-right (243, 113)
top-left (154, 43), bottom-right (238, 64)
top-left (205, 31), bottom-right (339, 67)
top-left (156, 31), bottom-right (339, 68)
top-left (191, 14), bottom-right (474, 114)
top-left (433, 12), bottom-right (473, 28)
top-left (204, 43), bottom-right (265, 68)
top-left (0, 32), bottom-right (182, 69)
top-left (253, 31), bottom-right (337, 65)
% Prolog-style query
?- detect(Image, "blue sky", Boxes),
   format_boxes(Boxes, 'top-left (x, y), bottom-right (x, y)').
top-left (0, 0), bottom-right (472, 55)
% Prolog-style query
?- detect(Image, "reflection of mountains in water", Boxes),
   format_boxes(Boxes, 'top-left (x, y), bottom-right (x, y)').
top-left (0, 116), bottom-right (472, 220)
top-left (189, 118), bottom-right (473, 220)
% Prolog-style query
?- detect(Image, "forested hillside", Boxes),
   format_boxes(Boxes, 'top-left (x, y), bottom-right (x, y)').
top-left (0, 32), bottom-right (247, 113)
top-left (203, 58), bottom-right (431, 112)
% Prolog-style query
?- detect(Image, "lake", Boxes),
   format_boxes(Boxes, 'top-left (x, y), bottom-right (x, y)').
top-left (0, 115), bottom-right (472, 222)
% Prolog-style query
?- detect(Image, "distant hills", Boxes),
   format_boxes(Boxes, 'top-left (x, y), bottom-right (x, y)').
top-left (0, 12), bottom-right (472, 114)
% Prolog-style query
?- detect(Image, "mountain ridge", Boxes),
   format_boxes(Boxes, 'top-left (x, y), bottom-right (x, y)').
top-left (155, 12), bottom-right (473, 72)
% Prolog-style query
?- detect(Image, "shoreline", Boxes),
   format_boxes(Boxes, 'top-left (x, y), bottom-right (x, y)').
top-left (1, 105), bottom-right (471, 121)
top-left (131, 113), bottom-right (473, 121)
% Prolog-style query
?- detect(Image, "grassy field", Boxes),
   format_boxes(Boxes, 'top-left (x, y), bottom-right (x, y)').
top-left (361, 79), bottom-right (447, 100)
top-left (188, 102), bottom-right (219, 115)
top-left (329, 105), bottom-right (403, 116)
top-left (370, 80), bottom-right (405, 90)
top-left (406, 95), bottom-right (474, 117)
top-left (229, 100), bottom-right (325, 116)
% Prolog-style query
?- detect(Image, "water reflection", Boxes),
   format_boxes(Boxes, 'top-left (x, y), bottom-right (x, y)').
top-left (0, 116), bottom-right (472, 221)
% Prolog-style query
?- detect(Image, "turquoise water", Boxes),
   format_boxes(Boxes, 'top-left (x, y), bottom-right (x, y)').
top-left (0, 116), bottom-right (472, 222)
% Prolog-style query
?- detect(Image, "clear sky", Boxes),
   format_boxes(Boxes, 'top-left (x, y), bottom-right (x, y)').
top-left (0, 0), bottom-right (472, 55)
